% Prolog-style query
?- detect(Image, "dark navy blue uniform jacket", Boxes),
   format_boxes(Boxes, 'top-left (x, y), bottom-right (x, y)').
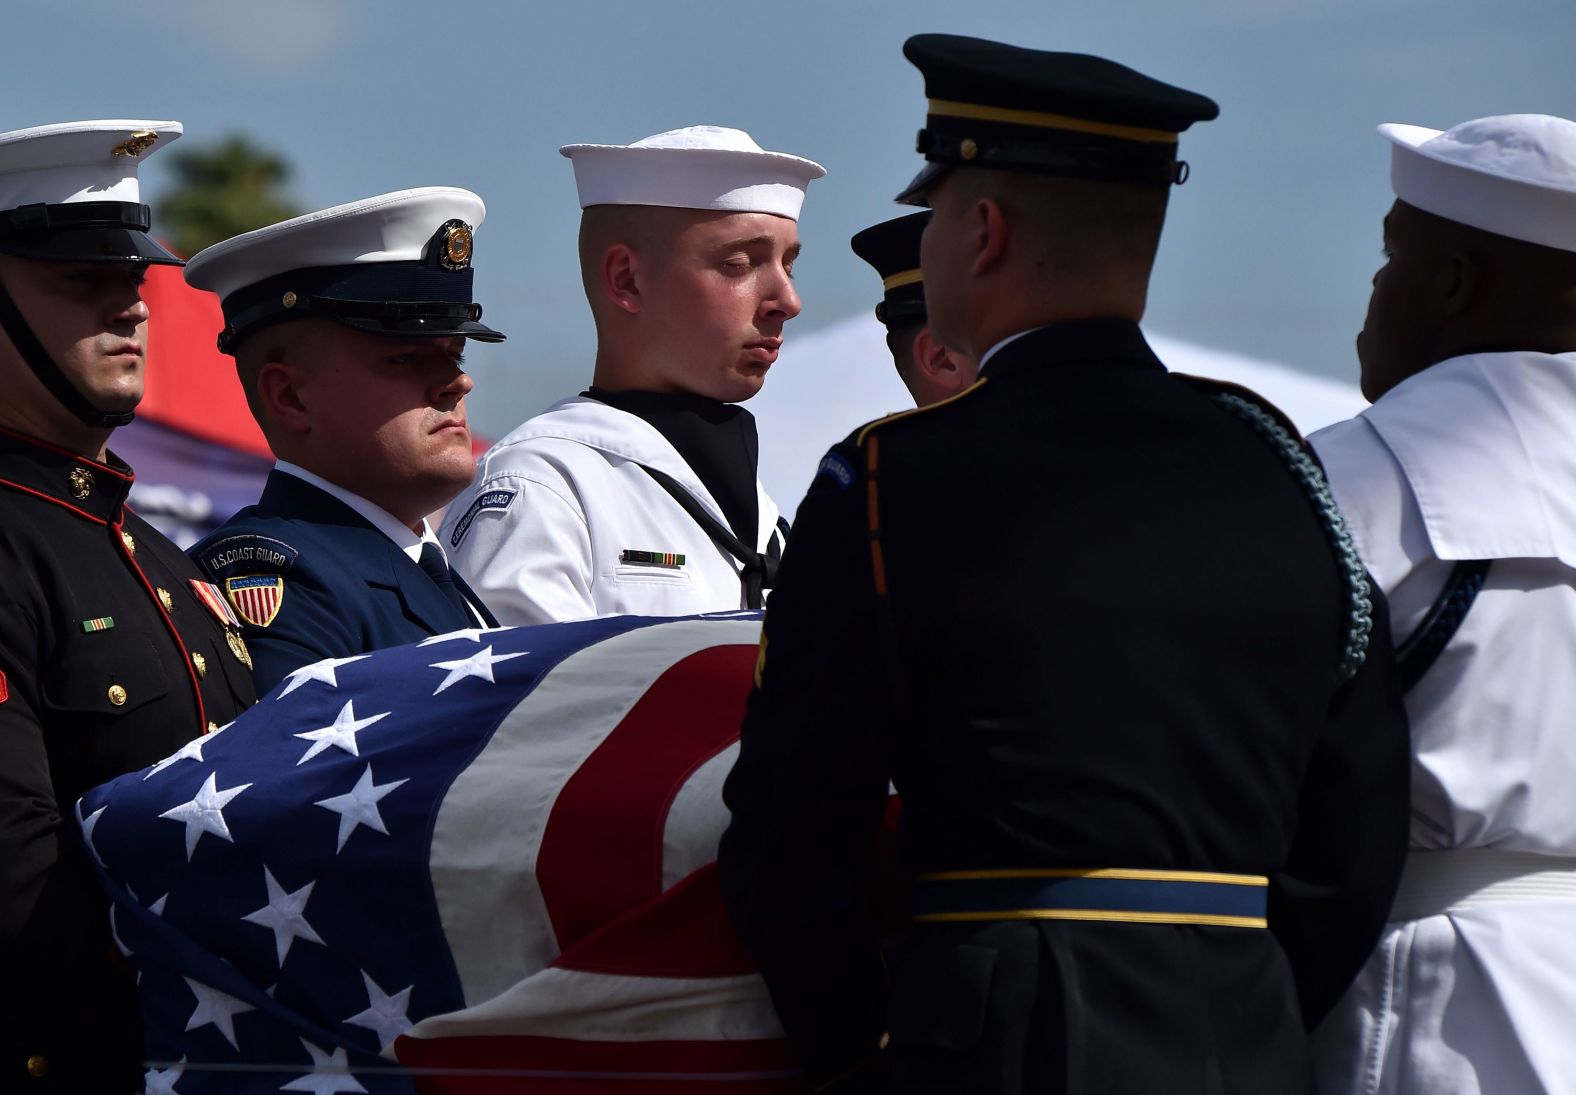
top-left (719, 320), bottom-right (1411, 1094)
top-left (190, 470), bottom-right (498, 694)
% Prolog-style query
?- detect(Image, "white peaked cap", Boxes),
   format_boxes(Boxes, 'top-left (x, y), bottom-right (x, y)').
top-left (1382, 114), bottom-right (1576, 253)
top-left (560, 125), bottom-right (826, 220)
top-left (184, 187), bottom-right (503, 353)
top-left (183, 187), bottom-right (486, 299)
top-left (0, 119), bottom-right (182, 211)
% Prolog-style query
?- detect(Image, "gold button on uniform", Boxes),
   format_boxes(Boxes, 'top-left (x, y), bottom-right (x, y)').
top-left (192, 652), bottom-right (207, 678)
top-left (120, 530), bottom-right (136, 554)
top-left (25, 1055), bottom-right (47, 1077)
top-left (107, 684), bottom-right (127, 706)
top-left (157, 587), bottom-right (174, 611)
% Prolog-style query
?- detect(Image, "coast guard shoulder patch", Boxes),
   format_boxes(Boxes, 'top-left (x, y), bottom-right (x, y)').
top-left (449, 488), bottom-right (516, 547)
top-left (224, 575), bottom-right (285, 628)
top-left (199, 534), bottom-right (298, 579)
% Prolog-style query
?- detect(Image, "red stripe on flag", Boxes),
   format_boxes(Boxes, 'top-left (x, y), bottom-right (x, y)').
top-left (536, 645), bottom-right (758, 975)
top-left (394, 1033), bottom-right (805, 1094)
top-left (552, 862), bottom-right (750, 976)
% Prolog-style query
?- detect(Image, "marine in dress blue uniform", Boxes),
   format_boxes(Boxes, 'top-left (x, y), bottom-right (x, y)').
top-left (184, 190), bottom-right (505, 693)
top-left (0, 121), bottom-right (258, 1094)
top-left (718, 36), bottom-right (1413, 1094)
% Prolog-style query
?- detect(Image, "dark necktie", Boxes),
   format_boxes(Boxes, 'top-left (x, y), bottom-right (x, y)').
top-left (417, 542), bottom-right (474, 623)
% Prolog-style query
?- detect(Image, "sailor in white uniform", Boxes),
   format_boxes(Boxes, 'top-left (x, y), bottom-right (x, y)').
top-left (1310, 114), bottom-right (1576, 1094)
top-left (442, 126), bottom-right (825, 626)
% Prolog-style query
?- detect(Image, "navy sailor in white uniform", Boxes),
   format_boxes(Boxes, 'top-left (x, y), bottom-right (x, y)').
top-left (441, 126), bottom-right (824, 625)
top-left (1311, 114), bottom-right (1576, 1095)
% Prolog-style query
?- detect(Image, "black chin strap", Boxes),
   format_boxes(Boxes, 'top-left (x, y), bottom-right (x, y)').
top-left (0, 270), bottom-right (133, 428)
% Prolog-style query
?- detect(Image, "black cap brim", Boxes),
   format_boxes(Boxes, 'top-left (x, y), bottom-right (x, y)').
top-left (894, 161), bottom-right (952, 206)
top-left (0, 227), bottom-right (184, 265)
top-left (332, 315), bottom-right (506, 343)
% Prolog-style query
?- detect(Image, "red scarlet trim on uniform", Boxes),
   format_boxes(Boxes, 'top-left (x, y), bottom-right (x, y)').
top-left (0, 424), bottom-right (134, 480)
top-left (115, 516), bottom-right (207, 734)
top-left (0, 669), bottom-right (8, 704)
top-left (0, 476), bottom-right (109, 524)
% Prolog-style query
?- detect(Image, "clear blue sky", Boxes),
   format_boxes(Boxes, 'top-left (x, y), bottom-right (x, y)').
top-left (7, 0), bottom-right (1572, 438)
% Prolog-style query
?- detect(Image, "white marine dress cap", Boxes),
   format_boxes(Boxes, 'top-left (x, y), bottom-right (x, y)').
top-left (0, 119), bottom-right (183, 265)
top-left (183, 187), bottom-right (506, 353)
top-left (560, 125), bottom-right (826, 220)
top-left (1382, 114), bottom-right (1576, 253)
top-left (0, 120), bottom-right (184, 428)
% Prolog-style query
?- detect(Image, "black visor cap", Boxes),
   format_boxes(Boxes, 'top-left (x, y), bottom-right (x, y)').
top-left (0, 226), bottom-right (183, 265)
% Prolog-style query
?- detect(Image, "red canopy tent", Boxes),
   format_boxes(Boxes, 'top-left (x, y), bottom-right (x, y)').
top-left (113, 263), bottom-right (273, 547)
top-left (138, 261), bottom-right (272, 460)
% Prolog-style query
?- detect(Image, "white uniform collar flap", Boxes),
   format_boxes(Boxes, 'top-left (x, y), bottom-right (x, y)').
top-left (1362, 350), bottom-right (1576, 564)
top-left (500, 396), bottom-right (731, 527)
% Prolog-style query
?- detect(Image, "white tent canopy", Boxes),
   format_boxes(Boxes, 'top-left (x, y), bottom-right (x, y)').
top-left (751, 313), bottom-right (1368, 519)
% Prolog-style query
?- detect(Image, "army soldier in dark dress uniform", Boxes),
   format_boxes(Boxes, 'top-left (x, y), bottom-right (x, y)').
top-left (850, 211), bottom-right (977, 407)
top-left (0, 120), bottom-right (258, 1093)
top-left (719, 37), bottom-right (1412, 1094)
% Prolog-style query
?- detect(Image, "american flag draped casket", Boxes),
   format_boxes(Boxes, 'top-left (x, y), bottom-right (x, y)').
top-left (76, 612), bottom-right (807, 1094)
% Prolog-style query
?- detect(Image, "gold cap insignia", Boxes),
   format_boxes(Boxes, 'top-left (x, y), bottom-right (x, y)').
top-left (439, 220), bottom-right (474, 271)
top-left (68, 466), bottom-right (93, 500)
top-left (111, 130), bottom-right (159, 158)
top-left (959, 137), bottom-right (980, 161)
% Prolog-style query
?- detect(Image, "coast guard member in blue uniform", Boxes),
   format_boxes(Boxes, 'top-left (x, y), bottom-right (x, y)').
top-left (719, 35), bottom-right (1412, 1093)
top-left (185, 189), bottom-right (504, 693)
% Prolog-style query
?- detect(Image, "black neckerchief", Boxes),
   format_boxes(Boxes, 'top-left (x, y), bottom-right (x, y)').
top-left (585, 387), bottom-right (760, 545)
